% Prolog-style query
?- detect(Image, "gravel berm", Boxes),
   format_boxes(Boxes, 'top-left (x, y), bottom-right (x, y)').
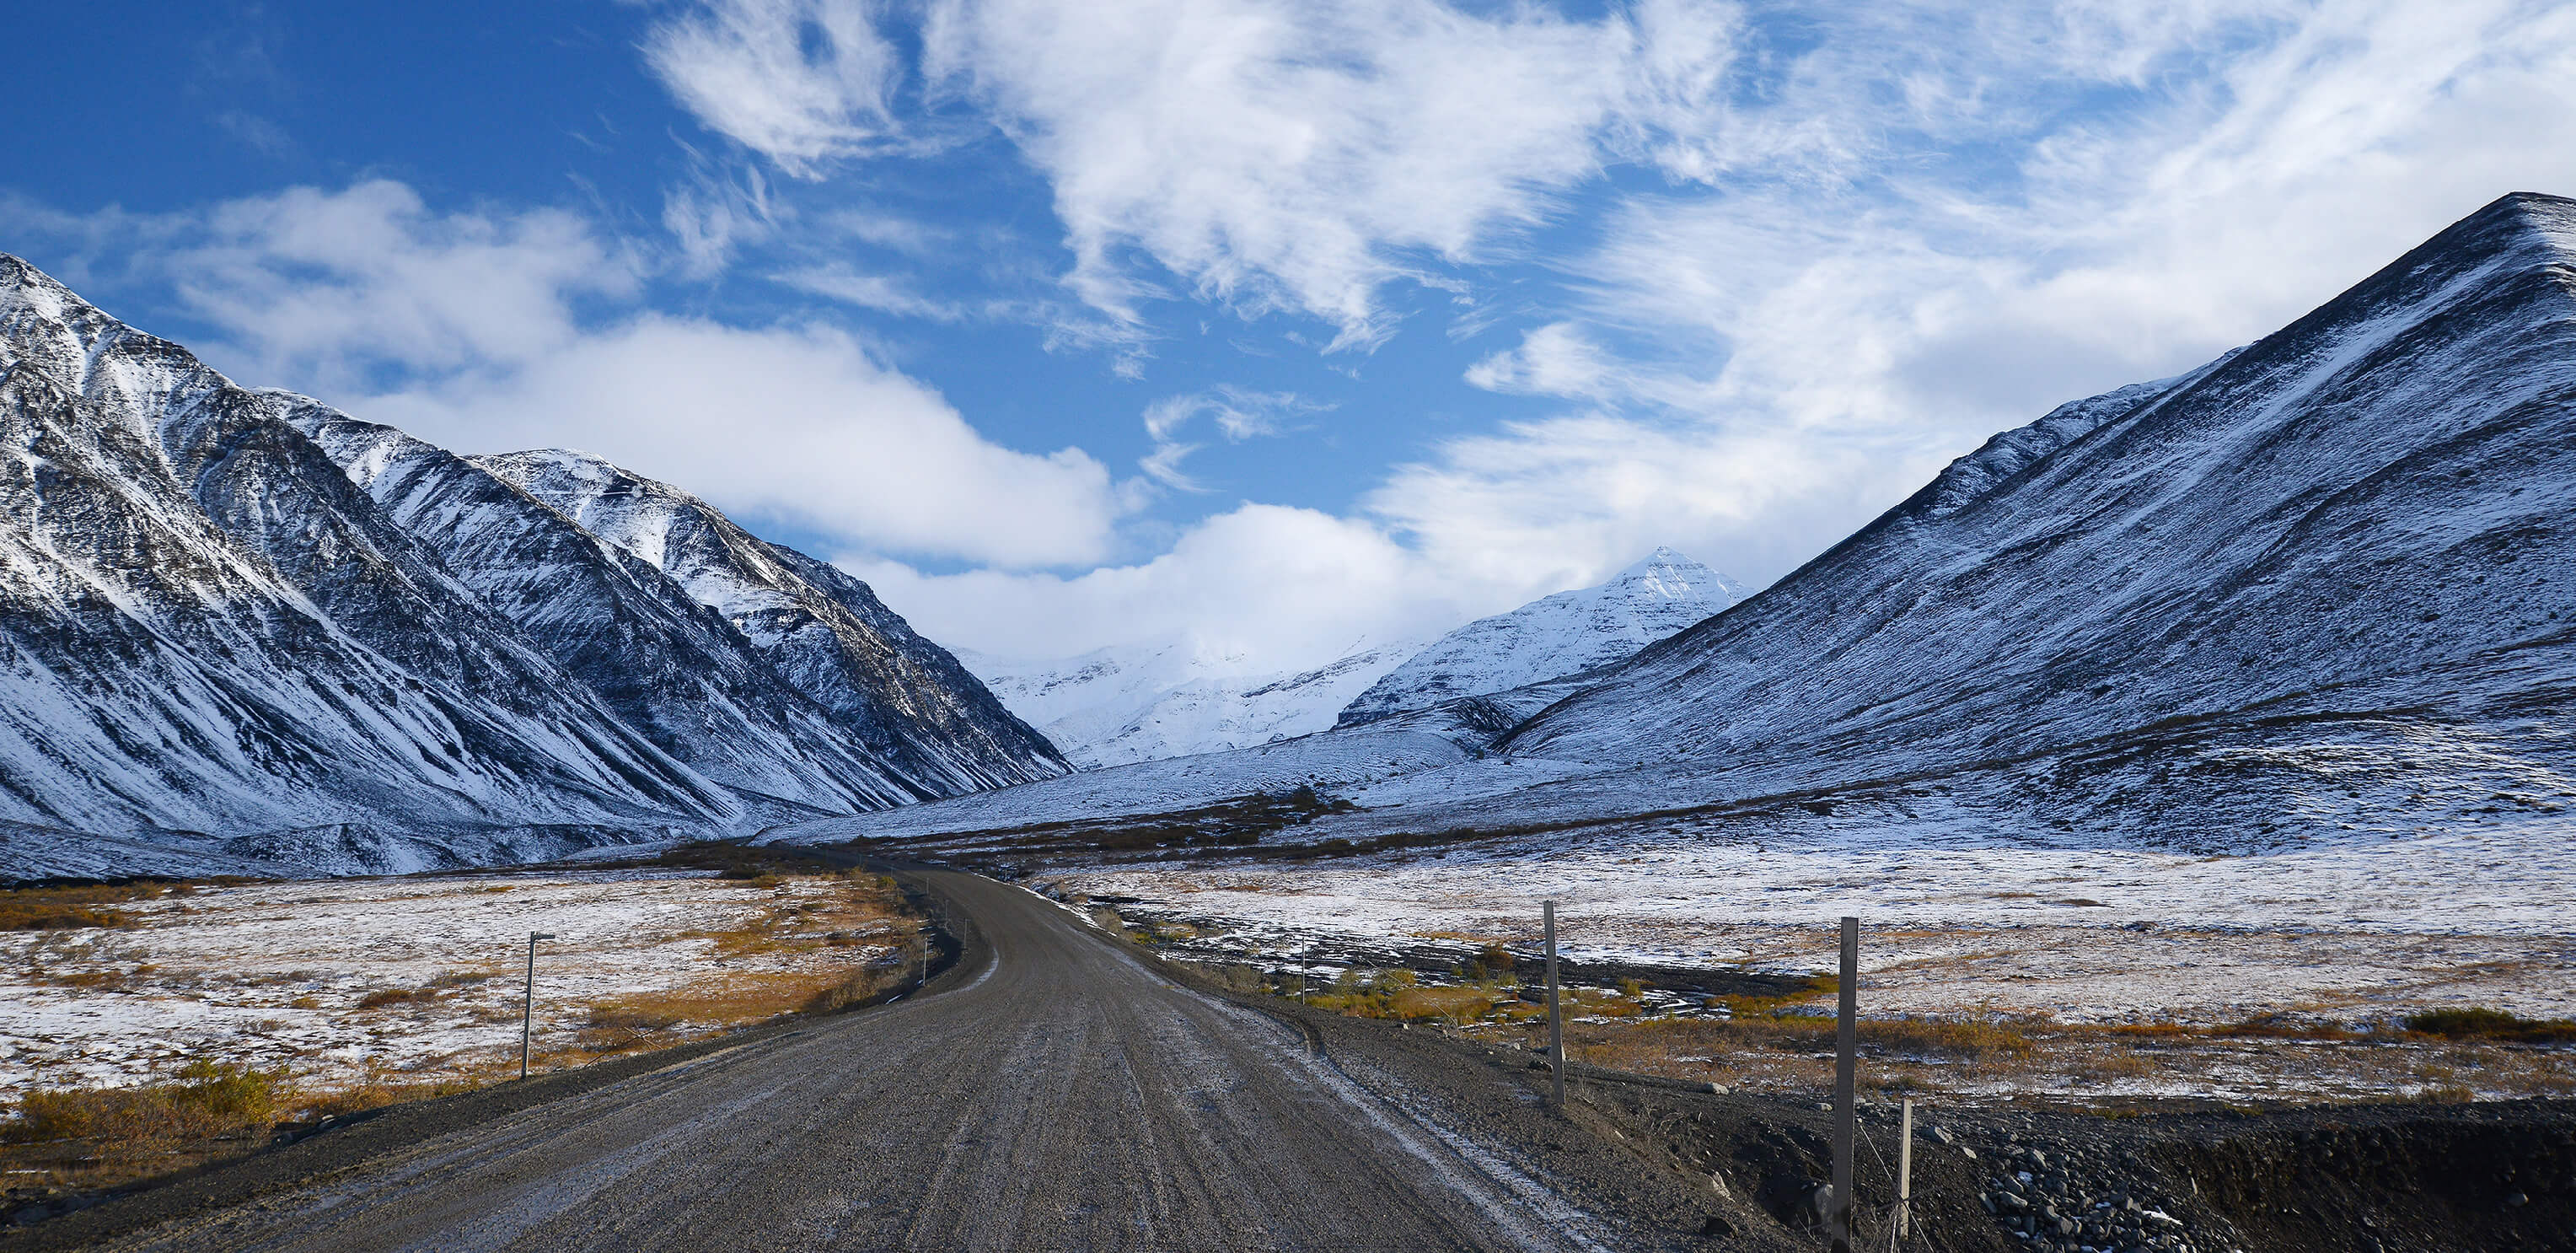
top-left (28, 863), bottom-right (1754, 1252)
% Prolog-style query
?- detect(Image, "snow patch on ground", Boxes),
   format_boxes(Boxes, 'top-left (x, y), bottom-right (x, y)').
top-left (0, 869), bottom-right (908, 1100)
top-left (1037, 816), bottom-right (2576, 1026)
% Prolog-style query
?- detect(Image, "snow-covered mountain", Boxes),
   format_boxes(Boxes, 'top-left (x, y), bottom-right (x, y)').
top-left (1507, 193), bottom-right (2576, 782)
top-left (1335, 547), bottom-right (1745, 727)
top-left (480, 449), bottom-right (1065, 796)
top-left (960, 637), bottom-right (1422, 769)
top-left (0, 255), bottom-right (1063, 876)
top-left (786, 191), bottom-right (2576, 855)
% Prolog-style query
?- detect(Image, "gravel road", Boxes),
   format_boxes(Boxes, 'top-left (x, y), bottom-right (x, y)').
top-left (105, 868), bottom-right (1629, 1252)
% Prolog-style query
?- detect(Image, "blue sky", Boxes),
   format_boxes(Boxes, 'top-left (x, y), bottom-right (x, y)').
top-left (8, 0), bottom-right (2575, 669)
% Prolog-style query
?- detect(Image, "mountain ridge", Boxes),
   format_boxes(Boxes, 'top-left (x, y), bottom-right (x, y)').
top-left (0, 254), bottom-right (1064, 875)
top-left (1504, 191), bottom-right (2576, 789)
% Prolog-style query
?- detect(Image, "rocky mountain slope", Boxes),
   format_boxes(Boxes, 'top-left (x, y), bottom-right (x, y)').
top-left (1502, 191), bottom-right (2576, 815)
top-left (480, 449), bottom-right (1065, 796)
top-left (0, 255), bottom-right (1062, 875)
top-left (960, 637), bottom-right (1422, 769)
top-left (787, 191), bottom-right (2576, 855)
top-left (1336, 547), bottom-right (1744, 727)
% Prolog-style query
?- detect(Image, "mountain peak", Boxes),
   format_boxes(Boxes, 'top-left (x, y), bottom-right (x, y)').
top-left (1605, 547), bottom-right (1745, 604)
top-left (1337, 550), bottom-right (1746, 727)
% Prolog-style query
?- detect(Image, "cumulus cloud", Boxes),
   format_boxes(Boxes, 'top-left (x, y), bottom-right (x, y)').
top-left (159, 180), bottom-right (640, 389)
top-left (843, 503), bottom-right (1492, 668)
top-left (73, 180), bottom-right (1126, 567)
top-left (368, 319), bottom-right (1120, 566)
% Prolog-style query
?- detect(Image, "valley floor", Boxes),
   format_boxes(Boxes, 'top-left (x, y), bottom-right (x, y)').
top-left (1033, 818), bottom-right (2576, 1106)
top-left (0, 859), bottom-right (920, 1105)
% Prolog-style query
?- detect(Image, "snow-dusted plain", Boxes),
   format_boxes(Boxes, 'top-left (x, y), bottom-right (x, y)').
top-left (1036, 813), bottom-right (2576, 1020)
top-left (0, 869), bottom-right (911, 1101)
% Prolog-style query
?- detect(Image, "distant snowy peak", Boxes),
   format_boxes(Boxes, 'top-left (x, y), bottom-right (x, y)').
top-left (961, 637), bottom-right (1424, 769)
top-left (1335, 547), bottom-right (1746, 727)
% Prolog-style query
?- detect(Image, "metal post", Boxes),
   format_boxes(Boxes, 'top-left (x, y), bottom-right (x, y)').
top-left (1544, 901), bottom-right (1564, 1109)
top-left (1829, 917), bottom-right (1859, 1253)
top-left (522, 931), bottom-right (556, 1080)
top-left (1897, 1097), bottom-right (1914, 1245)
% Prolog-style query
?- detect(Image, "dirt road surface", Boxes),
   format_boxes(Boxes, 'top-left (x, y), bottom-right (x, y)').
top-left (99, 868), bottom-right (1643, 1252)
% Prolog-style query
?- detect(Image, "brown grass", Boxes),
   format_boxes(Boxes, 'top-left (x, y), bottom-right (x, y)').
top-left (0, 882), bottom-right (181, 931)
top-left (1391, 985), bottom-right (1499, 1024)
top-left (356, 987), bottom-right (439, 1010)
top-left (2403, 1007), bottom-right (2576, 1043)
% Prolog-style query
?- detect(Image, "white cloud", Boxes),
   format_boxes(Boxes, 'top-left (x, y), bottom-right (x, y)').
top-left (641, 0), bottom-right (908, 177)
top-left (842, 503), bottom-right (1495, 668)
top-left (662, 153), bottom-right (781, 279)
top-left (913, 0), bottom-right (1740, 342)
top-left (1462, 322), bottom-right (1619, 401)
top-left (368, 318), bottom-right (1120, 567)
top-left (92, 180), bottom-right (1125, 567)
top-left (1134, 385), bottom-right (1324, 492)
top-left (771, 262), bottom-right (968, 321)
top-left (164, 180), bottom-right (639, 389)
top-left (1367, 412), bottom-right (1928, 599)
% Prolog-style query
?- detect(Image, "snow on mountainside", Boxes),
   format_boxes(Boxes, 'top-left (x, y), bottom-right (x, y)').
top-left (1484, 191), bottom-right (2576, 837)
top-left (294, 412), bottom-right (955, 812)
top-left (479, 450), bottom-right (1066, 796)
top-left (0, 255), bottom-right (1060, 877)
top-left (1336, 547), bottom-right (1745, 727)
top-left (781, 192), bottom-right (2576, 856)
top-left (959, 637), bottom-right (1421, 769)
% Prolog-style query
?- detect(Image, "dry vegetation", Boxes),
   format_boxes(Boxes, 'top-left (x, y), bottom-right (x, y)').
top-left (0, 881), bottom-right (193, 933)
top-left (0, 850), bottom-right (931, 1208)
top-left (1130, 913), bottom-right (2576, 1111)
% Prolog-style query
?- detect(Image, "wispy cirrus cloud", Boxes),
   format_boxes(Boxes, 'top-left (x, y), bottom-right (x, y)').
top-left (1136, 385), bottom-right (1328, 491)
top-left (641, 0), bottom-right (910, 177)
top-left (918, 0), bottom-right (1741, 344)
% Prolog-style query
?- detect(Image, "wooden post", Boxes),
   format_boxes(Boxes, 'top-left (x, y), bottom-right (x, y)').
top-left (1544, 901), bottom-right (1564, 1109)
top-left (1829, 916), bottom-right (1858, 1253)
top-left (1897, 1097), bottom-right (1914, 1245)
top-left (521, 931), bottom-right (555, 1080)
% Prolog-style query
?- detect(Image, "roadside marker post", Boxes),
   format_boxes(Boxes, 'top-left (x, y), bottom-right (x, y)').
top-left (1828, 916), bottom-right (1859, 1253)
top-left (522, 931), bottom-right (556, 1081)
top-left (1897, 1096), bottom-right (1914, 1245)
top-left (1543, 901), bottom-right (1564, 1109)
